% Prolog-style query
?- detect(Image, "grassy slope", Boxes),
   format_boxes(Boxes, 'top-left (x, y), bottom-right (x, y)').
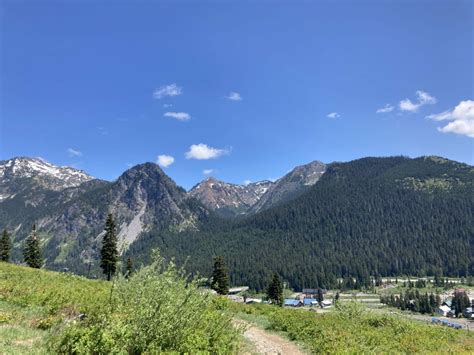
top-left (233, 303), bottom-right (474, 353)
top-left (0, 262), bottom-right (108, 354)
top-left (1, 262), bottom-right (473, 354)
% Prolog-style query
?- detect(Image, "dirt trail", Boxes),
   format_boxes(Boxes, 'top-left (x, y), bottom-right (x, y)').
top-left (239, 321), bottom-right (304, 355)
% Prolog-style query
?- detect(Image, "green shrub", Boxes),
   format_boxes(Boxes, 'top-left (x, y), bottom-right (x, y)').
top-left (50, 252), bottom-right (241, 353)
top-left (233, 301), bottom-right (474, 353)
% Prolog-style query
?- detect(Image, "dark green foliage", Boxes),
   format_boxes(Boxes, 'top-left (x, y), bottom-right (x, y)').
top-left (23, 225), bottom-right (43, 268)
top-left (317, 288), bottom-right (324, 303)
top-left (452, 290), bottom-right (471, 317)
top-left (0, 229), bottom-right (11, 262)
top-left (125, 257), bottom-right (133, 278)
top-left (50, 253), bottom-right (240, 353)
top-left (100, 214), bottom-right (118, 281)
top-left (381, 290), bottom-right (441, 314)
top-left (211, 256), bottom-right (229, 295)
top-left (126, 156), bottom-right (473, 291)
top-left (266, 273), bottom-right (283, 306)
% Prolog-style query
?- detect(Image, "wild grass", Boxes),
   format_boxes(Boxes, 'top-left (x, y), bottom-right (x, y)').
top-left (49, 252), bottom-right (241, 353)
top-left (0, 300), bottom-right (51, 354)
top-left (0, 262), bottom-right (109, 315)
top-left (1, 259), bottom-right (241, 354)
top-left (232, 301), bottom-right (474, 353)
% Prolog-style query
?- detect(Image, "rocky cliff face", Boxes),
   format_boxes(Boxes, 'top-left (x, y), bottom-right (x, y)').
top-left (0, 157), bottom-right (93, 204)
top-left (0, 159), bottom-right (209, 270)
top-left (188, 161), bottom-right (327, 216)
top-left (188, 177), bottom-right (273, 217)
top-left (249, 160), bottom-right (326, 213)
top-left (0, 156), bottom-right (326, 270)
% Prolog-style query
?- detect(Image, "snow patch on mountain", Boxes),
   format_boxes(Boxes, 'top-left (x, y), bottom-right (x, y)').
top-left (0, 157), bottom-right (93, 190)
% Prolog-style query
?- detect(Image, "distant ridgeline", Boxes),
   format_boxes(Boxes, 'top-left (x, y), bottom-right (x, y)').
top-left (126, 156), bottom-right (474, 291)
top-left (1, 156), bottom-right (472, 290)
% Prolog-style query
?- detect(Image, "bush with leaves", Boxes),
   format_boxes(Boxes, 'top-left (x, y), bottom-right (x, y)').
top-left (50, 251), bottom-right (241, 353)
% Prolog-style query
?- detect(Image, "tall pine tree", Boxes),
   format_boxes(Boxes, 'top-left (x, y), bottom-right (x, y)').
top-left (0, 229), bottom-right (11, 262)
top-left (23, 225), bottom-right (43, 268)
top-left (100, 214), bottom-right (118, 281)
top-left (211, 256), bottom-right (229, 295)
top-left (267, 273), bottom-right (283, 306)
top-left (125, 257), bottom-right (133, 279)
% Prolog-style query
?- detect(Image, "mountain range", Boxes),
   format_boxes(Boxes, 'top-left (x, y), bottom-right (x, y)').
top-left (0, 156), bottom-right (327, 272)
top-left (0, 155), bottom-right (472, 288)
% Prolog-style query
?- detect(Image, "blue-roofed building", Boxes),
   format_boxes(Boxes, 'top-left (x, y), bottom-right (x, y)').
top-left (303, 298), bottom-right (318, 306)
top-left (284, 299), bottom-right (302, 307)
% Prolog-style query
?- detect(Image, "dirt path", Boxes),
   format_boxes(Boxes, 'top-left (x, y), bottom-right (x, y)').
top-left (239, 321), bottom-right (304, 355)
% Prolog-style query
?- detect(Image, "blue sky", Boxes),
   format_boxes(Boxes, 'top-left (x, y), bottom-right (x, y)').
top-left (1, 0), bottom-right (472, 189)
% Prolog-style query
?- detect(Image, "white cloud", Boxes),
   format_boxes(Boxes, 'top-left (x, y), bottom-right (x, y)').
top-left (164, 112), bottom-right (191, 121)
top-left (426, 100), bottom-right (474, 138)
top-left (185, 144), bottom-right (229, 160)
top-left (225, 92), bottom-right (242, 101)
top-left (203, 169), bottom-right (214, 175)
top-left (156, 155), bottom-right (175, 168)
top-left (163, 104), bottom-right (172, 108)
top-left (376, 104), bottom-right (395, 114)
top-left (97, 126), bottom-right (108, 135)
top-left (153, 83), bottom-right (182, 99)
top-left (327, 112), bottom-right (340, 119)
top-left (426, 110), bottom-right (452, 121)
top-left (417, 90), bottom-right (437, 105)
top-left (67, 148), bottom-right (83, 157)
top-left (243, 180), bottom-right (251, 185)
top-left (399, 90), bottom-right (437, 112)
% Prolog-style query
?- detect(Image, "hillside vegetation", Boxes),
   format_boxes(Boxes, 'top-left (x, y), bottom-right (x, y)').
top-left (127, 156), bottom-right (473, 290)
top-left (1, 261), bottom-right (474, 353)
top-left (0, 259), bottom-right (240, 354)
top-left (234, 302), bottom-right (474, 353)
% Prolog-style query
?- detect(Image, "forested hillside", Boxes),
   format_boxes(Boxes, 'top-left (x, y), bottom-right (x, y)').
top-left (126, 156), bottom-right (473, 291)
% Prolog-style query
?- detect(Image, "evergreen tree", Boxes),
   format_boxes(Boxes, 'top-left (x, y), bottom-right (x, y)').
top-left (125, 257), bottom-right (133, 278)
top-left (23, 225), bottom-right (43, 268)
top-left (317, 288), bottom-right (324, 303)
top-left (452, 290), bottom-right (470, 317)
top-left (429, 293), bottom-right (438, 312)
top-left (100, 214), bottom-right (118, 281)
top-left (0, 229), bottom-right (11, 262)
top-left (211, 256), bottom-right (229, 295)
top-left (266, 273), bottom-right (283, 306)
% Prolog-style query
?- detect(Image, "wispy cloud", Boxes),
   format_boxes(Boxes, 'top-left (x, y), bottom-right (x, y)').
top-left (225, 92), bottom-right (242, 101)
top-left (243, 180), bottom-right (252, 185)
top-left (164, 112), bottom-right (191, 121)
top-left (67, 148), bottom-right (83, 157)
top-left (203, 169), bottom-right (214, 175)
top-left (185, 144), bottom-right (230, 160)
top-left (163, 103), bottom-right (172, 108)
top-left (399, 90), bottom-right (437, 112)
top-left (376, 104), bottom-right (395, 114)
top-left (426, 100), bottom-right (474, 138)
top-left (153, 83), bottom-right (182, 99)
top-left (327, 112), bottom-right (340, 119)
top-left (97, 126), bottom-right (108, 135)
top-left (156, 154), bottom-right (175, 168)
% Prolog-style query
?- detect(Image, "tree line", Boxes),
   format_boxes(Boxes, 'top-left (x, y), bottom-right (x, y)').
top-left (126, 157), bottom-right (473, 291)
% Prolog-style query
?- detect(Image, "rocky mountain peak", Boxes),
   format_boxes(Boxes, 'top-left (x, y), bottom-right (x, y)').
top-left (249, 160), bottom-right (326, 213)
top-left (0, 157), bottom-right (94, 202)
top-left (0, 157), bottom-right (93, 189)
top-left (188, 177), bottom-right (274, 217)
